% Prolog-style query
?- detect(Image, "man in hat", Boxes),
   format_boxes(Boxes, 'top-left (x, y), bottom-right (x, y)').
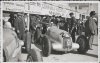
top-left (14, 12), bottom-right (25, 40)
top-left (51, 15), bottom-right (56, 24)
top-left (69, 12), bottom-right (77, 43)
top-left (8, 13), bottom-right (15, 27)
top-left (88, 11), bottom-right (97, 49)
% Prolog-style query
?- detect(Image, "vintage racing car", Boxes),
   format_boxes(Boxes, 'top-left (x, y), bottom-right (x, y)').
top-left (35, 23), bottom-right (89, 57)
top-left (3, 24), bottom-right (43, 62)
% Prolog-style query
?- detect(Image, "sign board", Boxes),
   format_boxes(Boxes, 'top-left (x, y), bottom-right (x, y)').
top-left (3, 2), bottom-right (78, 18)
top-left (25, 2), bottom-right (42, 15)
top-left (3, 2), bottom-right (25, 12)
top-left (25, 2), bottom-right (68, 17)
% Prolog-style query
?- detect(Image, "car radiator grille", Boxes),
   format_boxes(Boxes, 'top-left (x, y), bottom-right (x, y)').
top-left (63, 37), bottom-right (72, 49)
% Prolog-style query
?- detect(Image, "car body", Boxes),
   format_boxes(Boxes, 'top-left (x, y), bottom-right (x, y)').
top-left (40, 23), bottom-right (89, 57)
top-left (47, 26), bottom-right (79, 51)
top-left (3, 28), bottom-right (23, 62)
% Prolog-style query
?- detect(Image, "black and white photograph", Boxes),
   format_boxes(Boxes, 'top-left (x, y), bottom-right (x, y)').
top-left (2, 1), bottom-right (98, 62)
top-left (0, 2), bottom-right (1, 62)
top-left (98, 3), bottom-right (100, 63)
top-left (1, 0), bottom-right (100, 1)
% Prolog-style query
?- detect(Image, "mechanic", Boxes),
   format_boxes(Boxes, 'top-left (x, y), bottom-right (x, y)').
top-left (33, 15), bottom-right (43, 44)
top-left (58, 16), bottom-right (67, 30)
top-left (8, 13), bottom-right (15, 28)
top-left (85, 11), bottom-right (97, 50)
top-left (14, 12), bottom-right (26, 41)
top-left (62, 18), bottom-right (68, 32)
top-left (41, 15), bottom-right (50, 34)
top-left (50, 15), bottom-right (59, 28)
top-left (69, 12), bottom-right (77, 43)
top-left (51, 15), bottom-right (56, 24)
top-left (30, 15), bottom-right (38, 43)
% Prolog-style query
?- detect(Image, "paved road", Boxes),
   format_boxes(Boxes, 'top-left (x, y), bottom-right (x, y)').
top-left (21, 35), bottom-right (98, 62)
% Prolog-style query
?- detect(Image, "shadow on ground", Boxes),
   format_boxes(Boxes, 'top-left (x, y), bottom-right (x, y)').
top-left (51, 50), bottom-right (65, 55)
top-left (70, 50), bottom-right (98, 58)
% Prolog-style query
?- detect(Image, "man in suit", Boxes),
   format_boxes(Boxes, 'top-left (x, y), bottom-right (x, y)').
top-left (14, 12), bottom-right (25, 40)
top-left (69, 12), bottom-right (77, 43)
top-left (8, 13), bottom-right (15, 27)
top-left (88, 11), bottom-right (97, 49)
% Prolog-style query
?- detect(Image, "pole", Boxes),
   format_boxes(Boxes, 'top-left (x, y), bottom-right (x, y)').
top-left (27, 13), bottom-right (30, 31)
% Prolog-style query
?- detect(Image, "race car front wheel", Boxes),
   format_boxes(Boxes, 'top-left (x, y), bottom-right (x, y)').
top-left (42, 36), bottom-right (51, 57)
top-left (76, 35), bottom-right (89, 54)
top-left (26, 49), bottom-right (43, 62)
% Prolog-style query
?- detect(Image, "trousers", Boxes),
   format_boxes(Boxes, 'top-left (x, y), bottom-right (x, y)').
top-left (89, 35), bottom-right (94, 49)
top-left (71, 28), bottom-right (76, 43)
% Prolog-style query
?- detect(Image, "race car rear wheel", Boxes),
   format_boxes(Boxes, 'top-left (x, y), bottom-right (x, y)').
top-left (25, 32), bottom-right (31, 53)
top-left (76, 35), bottom-right (89, 54)
top-left (42, 36), bottom-right (51, 57)
top-left (26, 49), bottom-right (43, 62)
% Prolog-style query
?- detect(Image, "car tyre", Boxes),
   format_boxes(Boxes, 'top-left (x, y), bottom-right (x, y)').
top-left (42, 36), bottom-right (51, 57)
top-left (76, 35), bottom-right (89, 54)
top-left (26, 49), bottom-right (43, 62)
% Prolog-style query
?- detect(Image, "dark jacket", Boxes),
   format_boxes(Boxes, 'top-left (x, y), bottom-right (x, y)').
top-left (30, 16), bottom-right (37, 31)
top-left (14, 16), bottom-right (25, 39)
top-left (85, 18), bottom-right (91, 36)
top-left (70, 17), bottom-right (76, 29)
top-left (8, 18), bottom-right (15, 27)
top-left (69, 17), bottom-right (77, 34)
top-left (85, 17), bottom-right (97, 36)
top-left (89, 17), bottom-right (97, 35)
